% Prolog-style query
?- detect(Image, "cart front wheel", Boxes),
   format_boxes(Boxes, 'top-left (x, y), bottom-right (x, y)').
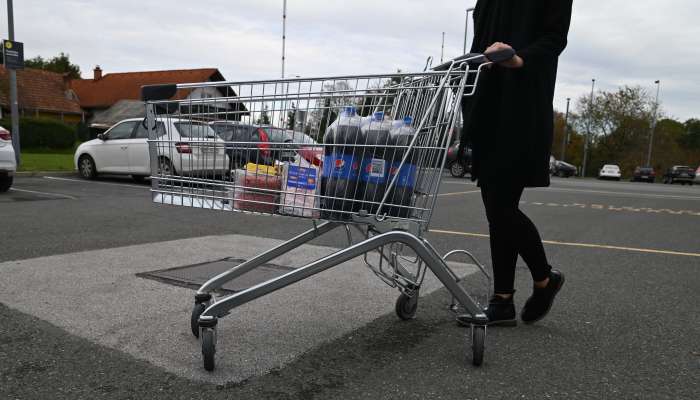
top-left (395, 293), bottom-right (418, 320)
top-left (191, 303), bottom-right (206, 338)
top-left (201, 328), bottom-right (216, 371)
top-left (471, 325), bottom-right (486, 366)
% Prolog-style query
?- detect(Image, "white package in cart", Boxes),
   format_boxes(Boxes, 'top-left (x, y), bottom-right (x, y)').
top-left (280, 164), bottom-right (320, 218)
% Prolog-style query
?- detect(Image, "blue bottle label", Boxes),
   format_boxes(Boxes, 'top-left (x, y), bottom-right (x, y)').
top-left (322, 154), bottom-right (361, 180)
top-left (360, 158), bottom-right (388, 183)
top-left (389, 162), bottom-right (417, 188)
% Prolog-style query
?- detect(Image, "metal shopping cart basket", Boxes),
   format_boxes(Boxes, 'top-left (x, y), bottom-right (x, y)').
top-left (141, 50), bottom-right (514, 372)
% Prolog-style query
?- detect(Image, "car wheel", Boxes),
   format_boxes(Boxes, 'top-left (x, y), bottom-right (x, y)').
top-left (557, 170), bottom-right (566, 178)
top-left (78, 155), bottom-right (98, 180)
top-left (157, 158), bottom-right (175, 176)
top-left (450, 161), bottom-right (466, 178)
top-left (0, 175), bottom-right (12, 193)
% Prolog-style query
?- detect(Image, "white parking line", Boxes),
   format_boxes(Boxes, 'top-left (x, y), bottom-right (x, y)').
top-left (438, 190), bottom-right (481, 197)
top-left (44, 176), bottom-right (146, 189)
top-left (10, 187), bottom-right (78, 200)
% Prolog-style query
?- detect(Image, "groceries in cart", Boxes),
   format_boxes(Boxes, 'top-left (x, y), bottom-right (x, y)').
top-left (231, 164), bottom-right (282, 214)
top-left (280, 163), bottom-right (321, 218)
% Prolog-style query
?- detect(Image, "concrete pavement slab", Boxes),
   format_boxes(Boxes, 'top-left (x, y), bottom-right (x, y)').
top-left (0, 234), bottom-right (477, 384)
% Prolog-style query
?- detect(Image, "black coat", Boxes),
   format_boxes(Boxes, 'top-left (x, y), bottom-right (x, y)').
top-left (461, 0), bottom-right (572, 187)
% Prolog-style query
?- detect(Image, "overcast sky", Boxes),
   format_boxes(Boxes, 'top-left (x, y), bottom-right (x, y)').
top-left (3, 0), bottom-right (698, 120)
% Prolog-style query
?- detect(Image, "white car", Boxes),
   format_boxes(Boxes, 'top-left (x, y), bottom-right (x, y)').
top-left (598, 164), bottom-right (622, 181)
top-left (0, 125), bottom-right (16, 192)
top-left (74, 118), bottom-right (229, 181)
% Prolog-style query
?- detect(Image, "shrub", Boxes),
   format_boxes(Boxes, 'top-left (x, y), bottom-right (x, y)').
top-left (0, 117), bottom-right (77, 149)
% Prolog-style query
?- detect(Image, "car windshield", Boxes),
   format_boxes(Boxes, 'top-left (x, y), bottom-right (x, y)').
top-left (211, 124), bottom-right (235, 141)
top-left (174, 122), bottom-right (217, 139)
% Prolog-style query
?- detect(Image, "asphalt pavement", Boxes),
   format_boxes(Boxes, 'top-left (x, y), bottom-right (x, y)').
top-left (1, 174), bottom-right (698, 399)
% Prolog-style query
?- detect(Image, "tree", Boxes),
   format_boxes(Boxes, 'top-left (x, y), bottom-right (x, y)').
top-left (256, 105), bottom-right (271, 125)
top-left (286, 103), bottom-right (296, 130)
top-left (25, 52), bottom-right (81, 79)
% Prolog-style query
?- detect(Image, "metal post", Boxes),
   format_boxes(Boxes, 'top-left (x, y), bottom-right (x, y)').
top-left (463, 7), bottom-right (475, 54)
top-left (7, 0), bottom-right (20, 165)
top-left (440, 32), bottom-right (445, 63)
top-left (561, 98), bottom-right (570, 162)
top-left (281, 0), bottom-right (287, 79)
top-left (582, 79), bottom-right (595, 178)
top-left (646, 80), bottom-right (660, 167)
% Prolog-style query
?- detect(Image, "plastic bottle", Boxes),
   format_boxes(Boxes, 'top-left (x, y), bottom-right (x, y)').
top-left (386, 116), bottom-right (418, 218)
top-left (321, 106), bottom-right (364, 219)
top-left (359, 112), bottom-right (394, 214)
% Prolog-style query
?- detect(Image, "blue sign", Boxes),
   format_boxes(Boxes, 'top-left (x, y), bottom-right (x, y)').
top-left (286, 165), bottom-right (318, 190)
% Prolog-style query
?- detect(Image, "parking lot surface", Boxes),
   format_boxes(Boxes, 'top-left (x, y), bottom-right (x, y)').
top-left (1, 174), bottom-right (699, 399)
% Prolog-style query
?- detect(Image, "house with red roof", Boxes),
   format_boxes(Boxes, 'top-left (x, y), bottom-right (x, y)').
top-left (0, 65), bottom-right (84, 123)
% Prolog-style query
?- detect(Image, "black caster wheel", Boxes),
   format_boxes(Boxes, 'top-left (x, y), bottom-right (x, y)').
top-left (191, 303), bottom-right (206, 338)
top-left (201, 328), bottom-right (216, 372)
top-left (395, 292), bottom-right (418, 320)
top-left (471, 325), bottom-right (486, 366)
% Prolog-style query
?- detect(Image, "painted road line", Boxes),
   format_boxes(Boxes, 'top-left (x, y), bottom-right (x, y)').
top-left (430, 229), bottom-right (700, 258)
top-left (519, 201), bottom-right (700, 216)
top-left (438, 190), bottom-right (481, 197)
top-left (10, 187), bottom-right (78, 200)
top-left (44, 176), bottom-right (146, 189)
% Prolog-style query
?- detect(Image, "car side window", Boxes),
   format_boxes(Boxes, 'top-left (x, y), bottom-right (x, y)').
top-left (107, 121), bottom-right (138, 140)
top-left (133, 121), bottom-right (165, 139)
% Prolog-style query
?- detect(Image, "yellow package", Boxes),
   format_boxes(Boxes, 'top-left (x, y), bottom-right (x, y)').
top-left (245, 162), bottom-right (278, 176)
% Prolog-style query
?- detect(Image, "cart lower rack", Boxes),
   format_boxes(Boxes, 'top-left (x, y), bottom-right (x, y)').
top-left (143, 51), bottom-right (512, 371)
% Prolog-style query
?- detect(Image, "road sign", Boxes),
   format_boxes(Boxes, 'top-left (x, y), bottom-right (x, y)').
top-left (2, 39), bottom-right (24, 70)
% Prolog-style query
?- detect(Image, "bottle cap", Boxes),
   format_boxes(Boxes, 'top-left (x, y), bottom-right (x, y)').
top-left (403, 116), bottom-right (413, 125)
top-left (372, 111), bottom-right (385, 121)
top-left (343, 106), bottom-right (356, 115)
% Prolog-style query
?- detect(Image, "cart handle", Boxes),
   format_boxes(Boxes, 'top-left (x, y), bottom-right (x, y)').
top-left (432, 48), bottom-right (516, 71)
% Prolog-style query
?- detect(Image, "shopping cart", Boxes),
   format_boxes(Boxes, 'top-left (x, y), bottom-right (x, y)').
top-left (142, 49), bottom-right (514, 372)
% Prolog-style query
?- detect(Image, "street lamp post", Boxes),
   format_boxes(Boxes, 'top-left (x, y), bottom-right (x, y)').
top-left (561, 97), bottom-right (570, 162)
top-left (582, 79), bottom-right (595, 178)
top-left (646, 80), bottom-right (661, 167)
top-left (441, 32), bottom-right (445, 63)
top-left (7, 0), bottom-right (20, 165)
top-left (281, 0), bottom-right (287, 79)
top-left (463, 7), bottom-right (475, 55)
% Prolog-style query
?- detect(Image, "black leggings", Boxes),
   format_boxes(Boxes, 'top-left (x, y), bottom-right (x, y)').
top-left (481, 184), bottom-right (551, 294)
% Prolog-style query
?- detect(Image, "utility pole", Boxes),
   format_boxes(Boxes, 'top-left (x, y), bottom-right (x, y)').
top-left (646, 80), bottom-right (661, 167)
top-left (281, 0), bottom-right (287, 79)
top-left (440, 32), bottom-right (445, 63)
top-left (463, 7), bottom-right (475, 54)
top-left (561, 97), bottom-right (570, 162)
top-left (582, 79), bottom-right (595, 178)
top-left (7, 0), bottom-right (20, 165)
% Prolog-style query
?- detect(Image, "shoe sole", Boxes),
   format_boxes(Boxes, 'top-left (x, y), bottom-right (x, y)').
top-left (522, 273), bottom-right (566, 325)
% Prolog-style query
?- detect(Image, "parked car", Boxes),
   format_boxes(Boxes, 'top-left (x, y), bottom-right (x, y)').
top-left (631, 166), bottom-right (656, 183)
top-left (695, 166), bottom-right (700, 184)
top-left (662, 166), bottom-right (695, 185)
top-left (551, 160), bottom-right (578, 178)
top-left (598, 164), bottom-right (622, 181)
top-left (210, 122), bottom-right (297, 169)
top-left (74, 118), bottom-right (228, 181)
top-left (446, 141), bottom-right (472, 178)
top-left (0, 125), bottom-right (16, 192)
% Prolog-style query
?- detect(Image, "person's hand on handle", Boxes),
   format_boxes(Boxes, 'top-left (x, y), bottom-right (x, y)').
top-left (485, 42), bottom-right (524, 68)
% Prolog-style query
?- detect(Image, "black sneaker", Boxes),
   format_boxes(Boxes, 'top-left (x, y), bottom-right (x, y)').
top-left (457, 295), bottom-right (517, 327)
top-left (521, 269), bottom-right (565, 324)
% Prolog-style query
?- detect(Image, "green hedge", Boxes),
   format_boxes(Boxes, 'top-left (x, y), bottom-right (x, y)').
top-left (0, 117), bottom-right (77, 149)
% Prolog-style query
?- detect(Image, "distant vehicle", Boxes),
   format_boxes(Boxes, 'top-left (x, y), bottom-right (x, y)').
top-left (631, 166), bottom-right (656, 183)
top-left (74, 118), bottom-right (228, 181)
top-left (551, 160), bottom-right (578, 178)
top-left (0, 125), bottom-right (16, 192)
top-left (210, 122), bottom-right (297, 169)
top-left (598, 164), bottom-right (622, 181)
top-left (446, 141), bottom-right (472, 178)
top-left (662, 166), bottom-right (695, 185)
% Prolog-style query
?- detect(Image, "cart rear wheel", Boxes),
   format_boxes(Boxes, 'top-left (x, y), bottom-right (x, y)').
top-left (191, 303), bottom-right (206, 338)
top-left (471, 325), bottom-right (485, 366)
top-left (202, 328), bottom-right (216, 371)
top-left (395, 293), bottom-right (418, 320)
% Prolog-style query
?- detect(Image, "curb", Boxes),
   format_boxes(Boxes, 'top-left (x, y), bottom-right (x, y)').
top-left (15, 170), bottom-right (78, 177)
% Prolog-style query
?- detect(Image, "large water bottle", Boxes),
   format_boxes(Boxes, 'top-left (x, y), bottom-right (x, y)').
top-left (321, 106), bottom-right (364, 219)
top-left (359, 112), bottom-right (394, 214)
top-left (386, 116), bottom-right (418, 218)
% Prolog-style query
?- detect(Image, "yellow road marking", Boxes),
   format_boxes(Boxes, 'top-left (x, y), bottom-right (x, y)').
top-left (438, 190), bottom-right (481, 197)
top-left (430, 229), bottom-right (700, 258)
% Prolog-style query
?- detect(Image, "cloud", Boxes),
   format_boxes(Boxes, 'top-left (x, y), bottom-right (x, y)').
top-left (3, 0), bottom-right (698, 120)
